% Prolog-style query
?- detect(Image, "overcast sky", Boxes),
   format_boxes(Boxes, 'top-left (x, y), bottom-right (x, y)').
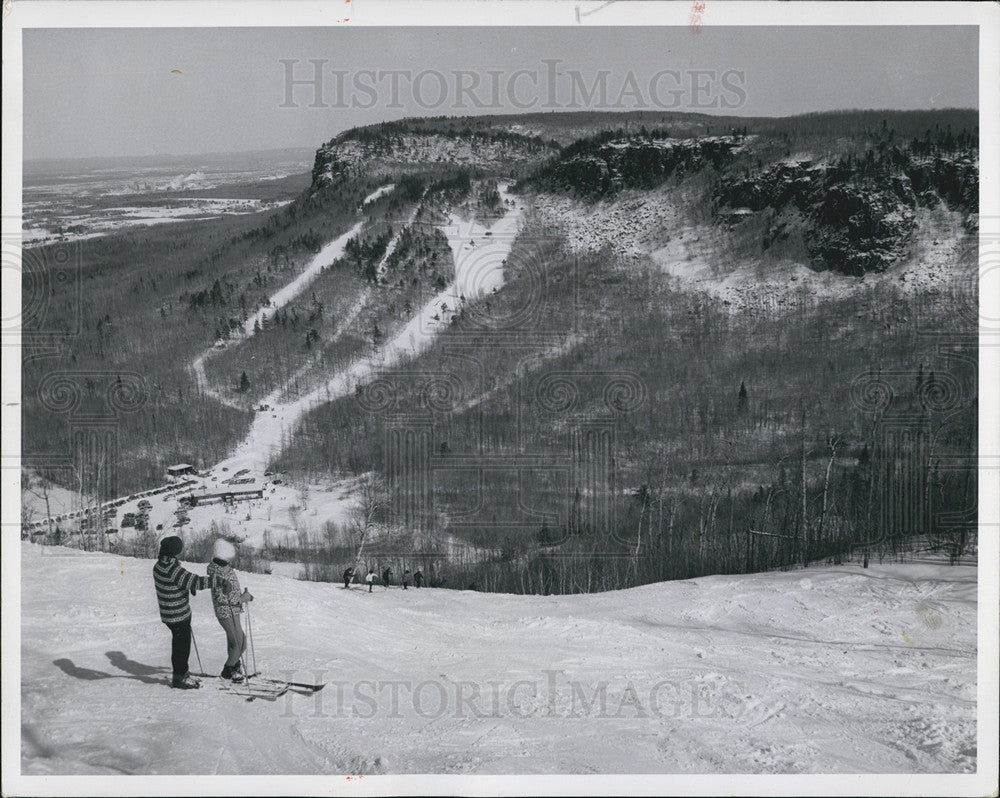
top-left (22, 26), bottom-right (978, 160)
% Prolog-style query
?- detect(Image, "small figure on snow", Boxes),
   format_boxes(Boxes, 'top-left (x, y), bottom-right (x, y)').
top-left (343, 567), bottom-right (354, 589)
top-left (413, 570), bottom-right (424, 588)
top-left (402, 569), bottom-right (411, 590)
top-left (207, 538), bottom-right (254, 682)
top-left (382, 567), bottom-right (392, 590)
top-left (153, 534), bottom-right (225, 689)
top-left (366, 569), bottom-right (375, 593)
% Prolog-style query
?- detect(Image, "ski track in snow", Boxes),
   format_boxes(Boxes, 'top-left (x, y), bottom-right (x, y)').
top-left (164, 184), bottom-right (525, 540)
top-left (189, 217), bottom-right (367, 410)
top-left (273, 188), bottom-right (429, 406)
top-left (189, 181), bottom-right (400, 409)
top-left (20, 544), bottom-right (977, 775)
top-left (242, 221), bottom-right (366, 339)
top-left (361, 184), bottom-right (395, 207)
top-left (216, 184), bottom-right (523, 477)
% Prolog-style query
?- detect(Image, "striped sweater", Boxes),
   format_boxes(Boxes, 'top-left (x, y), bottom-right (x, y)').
top-left (153, 556), bottom-right (215, 624)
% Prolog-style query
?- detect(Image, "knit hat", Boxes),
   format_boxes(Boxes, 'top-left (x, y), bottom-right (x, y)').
top-left (158, 535), bottom-right (183, 558)
top-left (213, 538), bottom-right (236, 562)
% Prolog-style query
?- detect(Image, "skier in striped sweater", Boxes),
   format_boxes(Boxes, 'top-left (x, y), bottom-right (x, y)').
top-left (152, 534), bottom-right (225, 689)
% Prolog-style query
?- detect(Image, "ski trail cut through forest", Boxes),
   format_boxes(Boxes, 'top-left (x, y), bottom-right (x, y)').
top-left (189, 219), bottom-right (367, 408)
top-left (274, 189), bottom-right (429, 406)
top-left (215, 183), bottom-right (524, 473)
top-left (240, 221), bottom-right (365, 338)
top-left (189, 183), bottom-right (398, 409)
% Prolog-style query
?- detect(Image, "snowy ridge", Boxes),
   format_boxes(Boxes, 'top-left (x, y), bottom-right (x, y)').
top-left (21, 543), bottom-right (976, 775)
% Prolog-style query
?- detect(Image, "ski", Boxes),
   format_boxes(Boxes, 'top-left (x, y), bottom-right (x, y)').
top-left (256, 676), bottom-right (326, 693)
top-left (215, 672), bottom-right (324, 695)
top-left (217, 680), bottom-right (289, 702)
top-left (285, 680), bottom-right (326, 692)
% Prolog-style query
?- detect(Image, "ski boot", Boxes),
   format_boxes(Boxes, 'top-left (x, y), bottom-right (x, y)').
top-left (171, 671), bottom-right (201, 690)
top-left (221, 661), bottom-right (246, 683)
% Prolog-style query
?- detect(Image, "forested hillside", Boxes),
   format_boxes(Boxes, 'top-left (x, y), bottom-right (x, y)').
top-left (24, 109), bottom-right (978, 594)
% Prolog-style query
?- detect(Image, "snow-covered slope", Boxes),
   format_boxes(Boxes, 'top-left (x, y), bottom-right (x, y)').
top-left (530, 186), bottom-right (973, 315)
top-left (20, 543), bottom-right (976, 775)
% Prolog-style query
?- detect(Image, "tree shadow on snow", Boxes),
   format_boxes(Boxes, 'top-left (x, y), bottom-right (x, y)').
top-left (52, 653), bottom-right (170, 686)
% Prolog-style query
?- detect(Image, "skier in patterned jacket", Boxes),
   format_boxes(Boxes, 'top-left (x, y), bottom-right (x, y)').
top-left (207, 538), bottom-right (254, 682)
top-left (153, 534), bottom-right (225, 689)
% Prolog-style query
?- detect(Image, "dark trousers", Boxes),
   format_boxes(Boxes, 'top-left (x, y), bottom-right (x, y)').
top-left (165, 619), bottom-right (192, 676)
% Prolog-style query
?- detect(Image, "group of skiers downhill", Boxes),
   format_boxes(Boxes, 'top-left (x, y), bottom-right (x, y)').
top-left (343, 566), bottom-right (425, 592)
top-left (152, 534), bottom-right (253, 690)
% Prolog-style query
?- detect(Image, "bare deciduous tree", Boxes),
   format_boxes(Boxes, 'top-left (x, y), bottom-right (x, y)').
top-left (348, 473), bottom-right (387, 585)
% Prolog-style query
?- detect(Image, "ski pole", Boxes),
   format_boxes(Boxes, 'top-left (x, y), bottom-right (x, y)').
top-left (227, 600), bottom-right (252, 696)
top-left (246, 600), bottom-right (258, 677)
top-left (191, 625), bottom-right (204, 677)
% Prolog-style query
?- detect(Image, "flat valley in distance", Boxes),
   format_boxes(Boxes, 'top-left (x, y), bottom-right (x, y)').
top-left (22, 147), bottom-right (314, 245)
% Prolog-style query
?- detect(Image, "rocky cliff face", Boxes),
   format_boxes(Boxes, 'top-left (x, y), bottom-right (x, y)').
top-left (311, 130), bottom-right (556, 188)
top-left (714, 151), bottom-right (978, 275)
top-left (526, 135), bottom-right (746, 197)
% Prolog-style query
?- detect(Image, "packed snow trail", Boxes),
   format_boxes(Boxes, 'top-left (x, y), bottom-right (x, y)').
top-left (361, 184), bottom-right (395, 207)
top-left (243, 222), bottom-right (365, 338)
top-left (216, 184), bottom-right (523, 474)
top-left (189, 182), bottom-right (399, 406)
top-left (20, 543), bottom-right (977, 775)
top-left (188, 219), bottom-right (365, 408)
top-left (274, 188), bottom-right (429, 405)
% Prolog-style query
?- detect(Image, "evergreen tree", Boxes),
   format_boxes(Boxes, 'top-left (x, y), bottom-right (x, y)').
top-left (238, 371), bottom-right (250, 393)
top-left (737, 380), bottom-right (749, 414)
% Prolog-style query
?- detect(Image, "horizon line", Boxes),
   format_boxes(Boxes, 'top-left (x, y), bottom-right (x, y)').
top-left (23, 106), bottom-right (979, 165)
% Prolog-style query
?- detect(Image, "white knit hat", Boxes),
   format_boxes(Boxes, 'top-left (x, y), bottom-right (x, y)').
top-left (213, 538), bottom-right (236, 562)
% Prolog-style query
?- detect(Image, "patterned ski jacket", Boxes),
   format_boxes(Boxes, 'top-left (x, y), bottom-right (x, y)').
top-left (153, 556), bottom-right (216, 624)
top-left (207, 559), bottom-right (243, 622)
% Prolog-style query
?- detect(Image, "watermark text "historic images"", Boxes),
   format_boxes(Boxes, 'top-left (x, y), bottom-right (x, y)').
top-left (279, 59), bottom-right (747, 111)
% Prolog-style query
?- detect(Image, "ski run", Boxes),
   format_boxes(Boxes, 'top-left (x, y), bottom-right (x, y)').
top-left (20, 543), bottom-right (976, 775)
